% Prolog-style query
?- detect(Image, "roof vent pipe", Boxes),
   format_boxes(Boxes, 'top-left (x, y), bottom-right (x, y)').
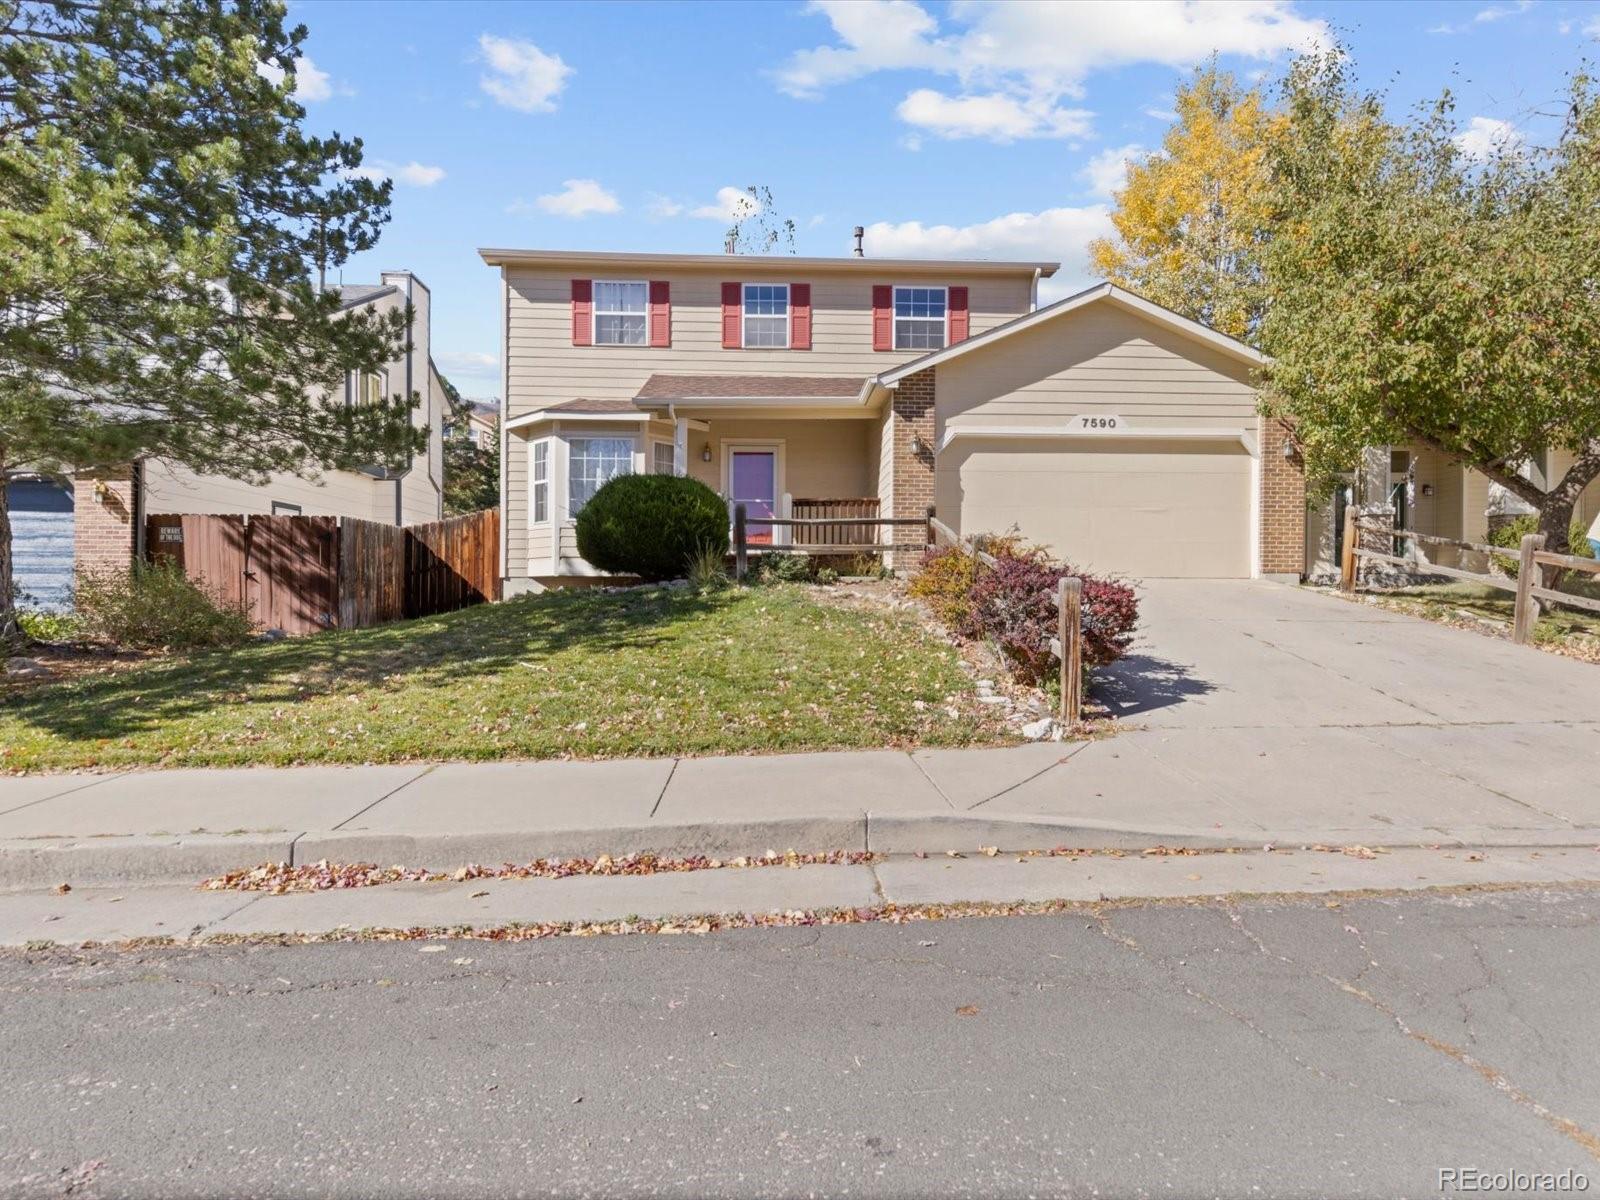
top-left (853, 226), bottom-right (865, 257)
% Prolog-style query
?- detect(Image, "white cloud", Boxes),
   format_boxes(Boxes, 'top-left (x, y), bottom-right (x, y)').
top-left (478, 34), bottom-right (572, 113)
top-left (257, 53), bottom-right (343, 102)
top-left (1143, 105), bottom-right (1179, 122)
top-left (435, 350), bottom-right (498, 373)
top-left (776, 1), bottom-right (1329, 142)
top-left (531, 178), bottom-right (621, 218)
top-left (862, 204), bottom-right (1114, 286)
top-left (1079, 143), bottom-right (1145, 197)
top-left (1452, 116), bottom-right (1523, 162)
top-left (896, 88), bottom-right (1093, 141)
top-left (342, 160), bottom-right (446, 188)
top-left (1430, 1), bottom-right (1531, 34)
top-left (690, 186), bottom-right (761, 222)
top-left (1585, 14), bottom-right (1600, 36)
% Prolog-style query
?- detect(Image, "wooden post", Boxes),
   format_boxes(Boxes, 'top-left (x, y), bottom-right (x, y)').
top-left (924, 505), bottom-right (936, 552)
top-left (1512, 531), bottom-right (1547, 645)
top-left (1059, 576), bottom-right (1082, 724)
top-left (733, 503), bottom-right (748, 582)
top-left (1339, 506), bottom-right (1358, 592)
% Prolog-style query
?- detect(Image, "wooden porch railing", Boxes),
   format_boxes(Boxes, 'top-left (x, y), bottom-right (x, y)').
top-left (789, 497), bottom-right (881, 547)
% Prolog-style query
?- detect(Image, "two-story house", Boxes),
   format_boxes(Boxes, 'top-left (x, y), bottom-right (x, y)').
top-left (72, 271), bottom-right (446, 578)
top-left (481, 248), bottom-right (1306, 594)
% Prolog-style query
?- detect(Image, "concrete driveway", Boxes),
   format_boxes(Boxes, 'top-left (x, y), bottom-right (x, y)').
top-left (983, 580), bottom-right (1600, 841)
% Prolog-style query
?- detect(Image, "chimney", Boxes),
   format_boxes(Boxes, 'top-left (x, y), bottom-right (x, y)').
top-left (852, 226), bottom-right (865, 257)
top-left (724, 232), bottom-right (737, 254)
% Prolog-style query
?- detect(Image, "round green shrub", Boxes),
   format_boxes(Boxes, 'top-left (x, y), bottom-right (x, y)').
top-left (574, 474), bottom-right (730, 581)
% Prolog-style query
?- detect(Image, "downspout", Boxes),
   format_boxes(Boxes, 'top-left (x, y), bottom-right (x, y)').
top-left (1030, 268), bottom-right (1040, 312)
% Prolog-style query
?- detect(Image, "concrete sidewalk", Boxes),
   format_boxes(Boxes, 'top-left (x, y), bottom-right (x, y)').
top-left (3, 733), bottom-right (1600, 889)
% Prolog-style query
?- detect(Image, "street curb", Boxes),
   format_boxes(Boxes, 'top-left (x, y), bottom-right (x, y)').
top-left (5, 816), bottom-right (1598, 890)
top-left (0, 834), bottom-right (297, 890)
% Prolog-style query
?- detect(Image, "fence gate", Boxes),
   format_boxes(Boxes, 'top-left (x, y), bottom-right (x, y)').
top-left (145, 513), bottom-right (249, 610)
top-left (244, 515), bottom-right (338, 635)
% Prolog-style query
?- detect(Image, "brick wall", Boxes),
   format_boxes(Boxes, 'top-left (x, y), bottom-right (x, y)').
top-left (74, 467), bottom-right (138, 575)
top-left (888, 367), bottom-right (936, 562)
top-left (1259, 415), bottom-right (1306, 578)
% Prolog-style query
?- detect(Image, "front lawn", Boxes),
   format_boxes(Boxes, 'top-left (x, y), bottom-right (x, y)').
top-left (0, 584), bottom-right (1013, 772)
top-left (1341, 581), bottom-right (1600, 662)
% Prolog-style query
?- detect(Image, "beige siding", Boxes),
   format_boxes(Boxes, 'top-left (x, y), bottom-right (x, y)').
top-left (683, 418), bottom-right (873, 500)
top-left (1406, 445), bottom-right (1463, 542)
top-left (501, 262), bottom-right (1034, 577)
top-left (143, 460), bottom-right (395, 521)
top-left (934, 301), bottom-right (1258, 435)
top-left (1550, 448), bottom-right (1600, 527)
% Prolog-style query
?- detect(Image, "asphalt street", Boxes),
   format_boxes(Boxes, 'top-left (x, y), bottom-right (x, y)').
top-left (3, 885), bottom-right (1598, 1199)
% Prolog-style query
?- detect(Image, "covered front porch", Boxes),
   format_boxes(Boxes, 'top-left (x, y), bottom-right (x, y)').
top-left (506, 378), bottom-right (899, 586)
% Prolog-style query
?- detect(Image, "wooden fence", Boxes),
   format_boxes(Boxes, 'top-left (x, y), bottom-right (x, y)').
top-left (789, 498), bottom-right (882, 549)
top-left (1340, 508), bottom-right (1600, 646)
top-left (146, 508), bottom-right (500, 636)
top-left (928, 514), bottom-right (1084, 724)
top-left (731, 502), bottom-right (935, 574)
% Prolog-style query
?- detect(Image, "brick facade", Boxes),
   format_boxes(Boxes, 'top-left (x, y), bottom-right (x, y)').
top-left (73, 466), bottom-right (138, 575)
top-left (888, 367), bottom-right (937, 561)
top-left (1258, 414), bottom-right (1306, 578)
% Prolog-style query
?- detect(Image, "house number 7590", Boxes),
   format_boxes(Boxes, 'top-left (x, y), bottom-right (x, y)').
top-left (1077, 415), bottom-right (1121, 431)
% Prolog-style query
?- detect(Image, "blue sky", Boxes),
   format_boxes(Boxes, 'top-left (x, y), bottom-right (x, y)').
top-left (284, 0), bottom-right (1600, 399)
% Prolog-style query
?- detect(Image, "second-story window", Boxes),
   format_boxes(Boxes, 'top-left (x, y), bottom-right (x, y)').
top-left (593, 281), bottom-right (648, 345)
top-left (742, 284), bottom-right (789, 348)
top-left (894, 286), bottom-right (946, 350)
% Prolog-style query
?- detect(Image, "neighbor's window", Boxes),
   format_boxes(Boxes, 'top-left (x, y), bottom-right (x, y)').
top-left (593, 281), bottom-right (648, 346)
top-left (893, 286), bottom-right (946, 350)
top-left (742, 284), bottom-right (789, 348)
top-left (568, 437), bottom-right (633, 514)
top-left (532, 440), bottom-right (549, 523)
top-left (652, 441), bottom-right (676, 475)
top-left (349, 369), bottom-right (389, 406)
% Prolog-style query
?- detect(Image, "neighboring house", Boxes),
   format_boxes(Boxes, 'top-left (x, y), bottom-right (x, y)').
top-left (1303, 446), bottom-right (1600, 581)
top-left (480, 248), bottom-right (1308, 591)
top-left (5, 471), bottom-right (75, 610)
top-left (74, 271), bottom-right (445, 576)
top-left (446, 400), bottom-right (499, 451)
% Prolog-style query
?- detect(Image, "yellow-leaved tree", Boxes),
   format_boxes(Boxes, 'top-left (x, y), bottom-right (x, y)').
top-left (1089, 63), bottom-right (1278, 343)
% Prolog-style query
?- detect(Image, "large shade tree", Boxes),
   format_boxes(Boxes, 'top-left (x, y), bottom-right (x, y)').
top-left (1259, 52), bottom-right (1600, 553)
top-left (0, 0), bottom-right (422, 642)
top-left (1088, 62), bottom-right (1277, 342)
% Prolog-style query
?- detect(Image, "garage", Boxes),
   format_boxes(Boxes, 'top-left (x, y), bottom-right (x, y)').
top-left (947, 437), bottom-right (1254, 578)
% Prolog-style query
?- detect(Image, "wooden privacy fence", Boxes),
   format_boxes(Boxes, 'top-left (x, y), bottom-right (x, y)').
top-left (928, 514), bottom-right (1084, 724)
top-left (1340, 508), bottom-right (1600, 646)
top-left (146, 508), bottom-right (500, 636)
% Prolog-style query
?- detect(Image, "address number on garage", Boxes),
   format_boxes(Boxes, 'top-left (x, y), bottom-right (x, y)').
top-left (1075, 414), bottom-right (1123, 432)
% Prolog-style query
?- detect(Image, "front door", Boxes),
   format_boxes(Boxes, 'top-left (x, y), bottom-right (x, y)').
top-left (729, 449), bottom-right (778, 545)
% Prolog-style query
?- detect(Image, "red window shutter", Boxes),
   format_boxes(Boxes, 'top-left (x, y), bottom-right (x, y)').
top-left (721, 282), bottom-right (742, 349)
top-left (570, 279), bottom-right (592, 346)
top-left (789, 283), bottom-right (811, 350)
top-left (648, 281), bottom-right (671, 347)
top-left (948, 285), bottom-right (970, 343)
top-left (871, 285), bottom-right (893, 351)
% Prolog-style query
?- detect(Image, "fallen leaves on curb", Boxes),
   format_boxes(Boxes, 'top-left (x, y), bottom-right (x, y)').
top-left (199, 849), bottom-right (882, 895)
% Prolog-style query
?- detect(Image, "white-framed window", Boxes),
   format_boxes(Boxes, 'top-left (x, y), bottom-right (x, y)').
top-left (532, 440), bottom-right (549, 524)
top-left (893, 286), bottom-right (946, 350)
top-left (348, 369), bottom-right (389, 406)
top-left (593, 280), bottom-right (648, 346)
top-left (271, 501), bottom-right (303, 516)
top-left (568, 436), bottom-right (634, 515)
top-left (652, 440), bottom-right (677, 475)
top-left (742, 283), bottom-right (789, 348)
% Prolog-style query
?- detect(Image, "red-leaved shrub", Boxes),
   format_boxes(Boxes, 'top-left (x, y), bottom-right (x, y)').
top-left (923, 539), bottom-right (1138, 686)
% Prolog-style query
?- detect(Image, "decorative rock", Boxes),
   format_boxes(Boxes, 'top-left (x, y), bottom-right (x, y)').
top-left (3, 657), bottom-right (53, 679)
top-left (1021, 717), bottom-right (1057, 741)
top-left (977, 694), bottom-right (1008, 706)
top-left (257, 629), bottom-right (288, 642)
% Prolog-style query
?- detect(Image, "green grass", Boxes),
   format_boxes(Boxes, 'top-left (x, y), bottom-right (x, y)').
top-left (0, 584), bottom-right (1012, 773)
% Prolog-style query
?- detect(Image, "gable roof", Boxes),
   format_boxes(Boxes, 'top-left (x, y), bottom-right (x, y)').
top-left (335, 283), bottom-right (398, 310)
top-left (479, 248), bottom-right (1058, 277)
top-left (875, 282), bottom-right (1266, 387)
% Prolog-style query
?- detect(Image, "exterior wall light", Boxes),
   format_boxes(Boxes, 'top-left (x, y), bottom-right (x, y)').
top-left (701, 443), bottom-right (713, 462)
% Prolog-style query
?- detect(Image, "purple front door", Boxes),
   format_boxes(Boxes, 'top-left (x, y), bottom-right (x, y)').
top-left (730, 450), bottom-right (777, 544)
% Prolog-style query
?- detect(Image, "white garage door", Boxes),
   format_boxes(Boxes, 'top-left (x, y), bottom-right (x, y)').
top-left (950, 439), bottom-right (1253, 578)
